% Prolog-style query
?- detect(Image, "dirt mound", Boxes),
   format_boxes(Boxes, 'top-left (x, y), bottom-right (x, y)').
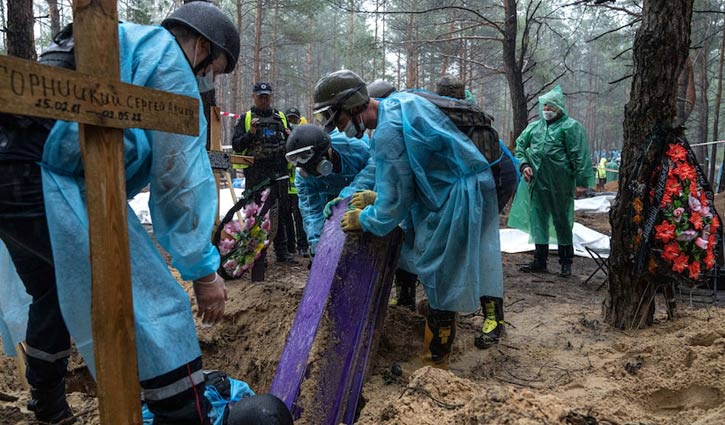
top-left (357, 366), bottom-right (570, 424)
top-left (195, 264), bottom-right (306, 392)
top-left (1, 246), bottom-right (724, 425)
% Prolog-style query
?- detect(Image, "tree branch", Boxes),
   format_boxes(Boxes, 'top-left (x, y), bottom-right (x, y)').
top-left (587, 18), bottom-right (641, 43)
top-left (439, 53), bottom-right (505, 74)
top-left (608, 74), bottom-right (633, 85)
top-left (341, 4), bottom-right (505, 34)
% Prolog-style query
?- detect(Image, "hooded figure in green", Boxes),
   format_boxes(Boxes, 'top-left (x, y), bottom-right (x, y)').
top-left (508, 86), bottom-right (594, 277)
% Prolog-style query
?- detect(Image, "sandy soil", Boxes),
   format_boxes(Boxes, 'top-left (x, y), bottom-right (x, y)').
top-left (1, 212), bottom-right (724, 425)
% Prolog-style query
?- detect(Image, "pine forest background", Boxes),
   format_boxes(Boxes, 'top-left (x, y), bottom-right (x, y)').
top-left (3, 0), bottom-right (725, 181)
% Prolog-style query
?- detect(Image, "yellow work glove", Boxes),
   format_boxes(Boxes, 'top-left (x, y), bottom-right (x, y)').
top-left (341, 208), bottom-right (363, 232)
top-left (349, 190), bottom-right (377, 210)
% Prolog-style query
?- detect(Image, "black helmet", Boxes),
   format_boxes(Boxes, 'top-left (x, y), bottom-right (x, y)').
top-left (313, 70), bottom-right (369, 112)
top-left (162, 2), bottom-right (240, 74)
top-left (367, 79), bottom-right (396, 99)
top-left (285, 107), bottom-right (301, 118)
top-left (226, 394), bottom-right (293, 425)
top-left (285, 124), bottom-right (333, 177)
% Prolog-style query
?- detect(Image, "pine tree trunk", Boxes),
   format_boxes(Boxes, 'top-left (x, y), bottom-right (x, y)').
top-left (502, 0), bottom-right (528, 142)
top-left (606, 0), bottom-right (694, 330)
top-left (404, 12), bottom-right (417, 88)
top-left (695, 40), bottom-right (710, 174)
top-left (305, 15), bottom-right (314, 119)
top-left (7, 0), bottom-right (35, 60)
top-left (715, 21), bottom-right (725, 192)
top-left (47, 0), bottom-right (60, 36)
top-left (231, 0), bottom-right (242, 113)
top-left (271, 0), bottom-right (279, 87)
top-left (347, 0), bottom-right (355, 67)
top-left (253, 0), bottom-right (263, 82)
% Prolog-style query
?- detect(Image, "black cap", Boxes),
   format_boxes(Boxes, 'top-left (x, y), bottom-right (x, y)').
top-left (285, 107), bottom-right (301, 118)
top-left (253, 82), bottom-right (273, 94)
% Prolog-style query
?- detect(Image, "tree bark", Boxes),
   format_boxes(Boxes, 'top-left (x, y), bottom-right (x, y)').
top-left (695, 40), bottom-right (710, 170)
top-left (305, 15), bottom-right (314, 119)
top-left (347, 0), bottom-right (355, 67)
top-left (502, 0), bottom-right (528, 143)
top-left (607, 0), bottom-right (694, 330)
top-left (253, 0), bottom-right (263, 82)
top-left (231, 0), bottom-right (242, 114)
top-left (271, 0), bottom-right (279, 86)
top-left (715, 20), bottom-right (725, 192)
top-left (675, 57), bottom-right (695, 127)
top-left (404, 11), bottom-right (418, 88)
top-left (7, 0), bottom-right (35, 60)
top-left (47, 0), bottom-right (60, 36)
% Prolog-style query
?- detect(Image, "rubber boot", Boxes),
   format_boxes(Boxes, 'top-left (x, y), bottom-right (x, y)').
top-left (421, 308), bottom-right (456, 370)
top-left (474, 297), bottom-right (505, 349)
top-left (27, 380), bottom-right (74, 424)
top-left (392, 269), bottom-right (417, 311)
top-left (520, 244), bottom-right (548, 273)
top-left (559, 245), bottom-right (574, 277)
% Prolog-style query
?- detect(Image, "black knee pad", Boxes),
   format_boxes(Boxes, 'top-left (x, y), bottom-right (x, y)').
top-left (227, 394), bottom-right (293, 425)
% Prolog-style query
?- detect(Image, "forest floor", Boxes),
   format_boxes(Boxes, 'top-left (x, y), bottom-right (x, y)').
top-left (1, 210), bottom-right (724, 425)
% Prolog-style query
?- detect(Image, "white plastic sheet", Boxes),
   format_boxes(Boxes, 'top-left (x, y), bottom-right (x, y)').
top-left (574, 194), bottom-right (616, 214)
top-left (500, 222), bottom-right (610, 258)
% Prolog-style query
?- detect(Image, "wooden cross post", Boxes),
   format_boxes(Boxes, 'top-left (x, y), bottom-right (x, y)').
top-left (208, 106), bottom-right (242, 223)
top-left (207, 107), bottom-right (254, 224)
top-left (0, 1), bottom-right (199, 424)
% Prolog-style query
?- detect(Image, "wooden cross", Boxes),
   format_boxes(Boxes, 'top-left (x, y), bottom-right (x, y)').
top-left (0, 1), bottom-right (200, 424)
top-left (207, 105), bottom-right (254, 225)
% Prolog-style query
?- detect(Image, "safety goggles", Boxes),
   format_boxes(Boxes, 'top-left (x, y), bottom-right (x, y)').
top-left (286, 146), bottom-right (316, 166)
top-left (314, 106), bottom-right (340, 133)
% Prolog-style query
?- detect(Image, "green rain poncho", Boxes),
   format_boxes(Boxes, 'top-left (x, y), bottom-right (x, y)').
top-left (507, 86), bottom-right (594, 245)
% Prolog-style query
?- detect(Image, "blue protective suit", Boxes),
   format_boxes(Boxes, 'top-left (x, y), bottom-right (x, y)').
top-left (0, 240), bottom-right (31, 356)
top-left (40, 23), bottom-right (218, 380)
top-left (359, 91), bottom-right (503, 312)
top-left (296, 131), bottom-right (371, 253)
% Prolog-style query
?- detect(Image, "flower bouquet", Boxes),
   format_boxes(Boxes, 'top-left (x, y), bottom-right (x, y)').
top-left (643, 140), bottom-right (721, 284)
top-left (214, 186), bottom-right (273, 279)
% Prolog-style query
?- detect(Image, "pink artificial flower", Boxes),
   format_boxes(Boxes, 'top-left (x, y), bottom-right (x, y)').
top-left (243, 203), bottom-right (260, 218)
top-left (677, 229), bottom-right (698, 242)
top-left (233, 265), bottom-right (244, 276)
top-left (688, 194), bottom-right (702, 212)
top-left (219, 238), bottom-right (237, 255)
top-left (694, 237), bottom-right (709, 250)
top-left (260, 189), bottom-right (270, 203)
top-left (701, 206), bottom-right (712, 218)
top-left (261, 218), bottom-right (271, 232)
top-left (672, 207), bottom-right (685, 222)
top-left (224, 220), bottom-right (242, 235)
top-left (243, 218), bottom-right (256, 231)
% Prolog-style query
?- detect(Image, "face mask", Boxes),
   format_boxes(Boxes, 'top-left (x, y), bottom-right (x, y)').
top-left (542, 110), bottom-right (558, 121)
top-left (197, 71), bottom-right (214, 93)
top-left (190, 38), bottom-right (215, 91)
top-left (343, 116), bottom-right (366, 138)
